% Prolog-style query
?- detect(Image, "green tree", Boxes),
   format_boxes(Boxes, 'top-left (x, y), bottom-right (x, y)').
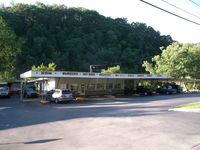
top-left (143, 43), bottom-right (200, 79)
top-left (32, 62), bottom-right (57, 71)
top-left (101, 65), bottom-right (121, 74)
top-left (188, 43), bottom-right (200, 78)
top-left (0, 3), bottom-right (173, 74)
top-left (0, 17), bottom-right (21, 81)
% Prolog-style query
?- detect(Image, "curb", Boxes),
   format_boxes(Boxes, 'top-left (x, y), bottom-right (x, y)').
top-left (169, 108), bottom-right (200, 112)
top-left (40, 99), bottom-right (50, 104)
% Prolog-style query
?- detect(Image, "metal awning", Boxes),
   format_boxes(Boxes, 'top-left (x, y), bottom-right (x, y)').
top-left (27, 78), bottom-right (50, 83)
top-left (20, 70), bottom-right (169, 80)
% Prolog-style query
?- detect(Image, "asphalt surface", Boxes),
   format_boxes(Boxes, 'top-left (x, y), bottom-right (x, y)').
top-left (0, 94), bottom-right (200, 150)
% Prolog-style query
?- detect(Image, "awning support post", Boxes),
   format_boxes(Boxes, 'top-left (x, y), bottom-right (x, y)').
top-left (20, 79), bottom-right (23, 102)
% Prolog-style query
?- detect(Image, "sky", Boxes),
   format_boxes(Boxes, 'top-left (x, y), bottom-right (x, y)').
top-left (1, 0), bottom-right (200, 43)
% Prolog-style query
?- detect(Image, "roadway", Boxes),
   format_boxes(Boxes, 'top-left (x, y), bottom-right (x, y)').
top-left (0, 94), bottom-right (200, 150)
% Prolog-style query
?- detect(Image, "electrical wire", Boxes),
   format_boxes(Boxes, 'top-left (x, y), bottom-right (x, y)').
top-left (139, 0), bottom-right (200, 26)
top-left (188, 0), bottom-right (200, 8)
top-left (160, 0), bottom-right (200, 20)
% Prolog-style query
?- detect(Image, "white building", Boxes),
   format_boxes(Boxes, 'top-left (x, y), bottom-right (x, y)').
top-left (20, 70), bottom-right (169, 96)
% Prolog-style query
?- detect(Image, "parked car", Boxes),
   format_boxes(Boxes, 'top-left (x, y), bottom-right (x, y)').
top-left (23, 88), bottom-right (39, 98)
top-left (156, 85), bottom-right (177, 95)
top-left (45, 90), bottom-right (55, 101)
top-left (51, 89), bottom-right (75, 103)
top-left (9, 87), bottom-right (21, 95)
top-left (136, 86), bottom-right (152, 96)
top-left (171, 84), bottom-right (182, 93)
top-left (0, 87), bottom-right (10, 98)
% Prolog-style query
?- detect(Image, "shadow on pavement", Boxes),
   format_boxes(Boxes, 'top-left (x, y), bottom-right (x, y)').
top-left (0, 93), bottom-right (199, 131)
top-left (0, 138), bottom-right (62, 145)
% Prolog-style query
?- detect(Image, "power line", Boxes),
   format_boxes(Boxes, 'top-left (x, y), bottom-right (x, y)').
top-left (139, 0), bottom-right (200, 26)
top-left (160, 0), bottom-right (200, 20)
top-left (188, 0), bottom-right (200, 8)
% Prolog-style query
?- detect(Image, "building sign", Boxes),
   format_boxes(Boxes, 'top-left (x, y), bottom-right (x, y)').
top-left (20, 70), bottom-right (168, 79)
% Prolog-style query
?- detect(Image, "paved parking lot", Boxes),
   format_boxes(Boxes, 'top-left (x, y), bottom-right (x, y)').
top-left (0, 94), bottom-right (200, 150)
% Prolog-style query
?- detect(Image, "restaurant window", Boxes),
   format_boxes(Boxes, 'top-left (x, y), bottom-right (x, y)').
top-left (60, 84), bottom-right (66, 89)
top-left (106, 83), bottom-right (113, 89)
top-left (115, 83), bottom-right (121, 89)
top-left (71, 84), bottom-right (78, 91)
top-left (97, 83), bottom-right (104, 90)
top-left (87, 84), bottom-right (95, 90)
top-left (66, 84), bottom-right (69, 89)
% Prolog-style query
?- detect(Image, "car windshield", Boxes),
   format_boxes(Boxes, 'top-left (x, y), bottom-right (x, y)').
top-left (47, 90), bottom-right (54, 94)
top-left (26, 88), bottom-right (35, 92)
top-left (54, 90), bottom-right (61, 94)
top-left (62, 90), bottom-right (71, 94)
top-left (0, 88), bottom-right (6, 92)
top-left (0, 87), bottom-right (8, 91)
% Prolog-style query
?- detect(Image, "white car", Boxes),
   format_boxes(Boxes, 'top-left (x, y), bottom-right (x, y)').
top-left (0, 87), bottom-right (10, 98)
top-left (52, 89), bottom-right (75, 103)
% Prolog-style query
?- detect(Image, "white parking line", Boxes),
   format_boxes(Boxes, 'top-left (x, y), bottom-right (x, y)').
top-left (0, 107), bottom-right (12, 110)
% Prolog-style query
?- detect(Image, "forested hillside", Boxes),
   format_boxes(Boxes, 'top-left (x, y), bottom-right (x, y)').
top-left (0, 3), bottom-right (173, 75)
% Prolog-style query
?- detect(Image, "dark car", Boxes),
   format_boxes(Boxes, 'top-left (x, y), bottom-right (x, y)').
top-left (171, 84), bottom-right (182, 93)
top-left (45, 90), bottom-right (55, 101)
top-left (136, 86), bottom-right (152, 96)
top-left (23, 88), bottom-right (39, 98)
top-left (9, 87), bottom-right (21, 95)
top-left (156, 85), bottom-right (177, 95)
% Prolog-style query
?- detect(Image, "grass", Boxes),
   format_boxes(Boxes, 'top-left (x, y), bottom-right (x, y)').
top-left (176, 102), bottom-right (200, 109)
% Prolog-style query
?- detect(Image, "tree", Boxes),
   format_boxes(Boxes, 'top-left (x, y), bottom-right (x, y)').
top-left (0, 17), bottom-right (21, 81)
top-left (0, 3), bottom-right (173, 74)
top-left (188, 43), bottom-right (200, 78)
top-left (143, 43), bottom-right (200, 79)
top-left (32, 62), bottom-right (57, 71)
top-left (101, 65), bottom-right (121, 74)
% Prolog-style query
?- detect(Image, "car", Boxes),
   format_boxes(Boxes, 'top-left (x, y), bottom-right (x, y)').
top-left (0, 87), bottom-right (10, 98)
top-left (171, 84), bottom-right (182, 93)
top-left (45, 90), bottom-right (55, 101)
top-left (136, 86), bottom-right (152, 96)
top-left (156, 85), bottom-right (177, 95)
top-left (23, 88), bottom-right (39, 98)
top-left (9, 87), bottom-right (21, 95)
top-left (51, 89), bottom-right (75, 103)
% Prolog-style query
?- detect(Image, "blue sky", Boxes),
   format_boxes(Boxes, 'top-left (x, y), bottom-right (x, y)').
top-left (1, 0), bottom-right (200, 43)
